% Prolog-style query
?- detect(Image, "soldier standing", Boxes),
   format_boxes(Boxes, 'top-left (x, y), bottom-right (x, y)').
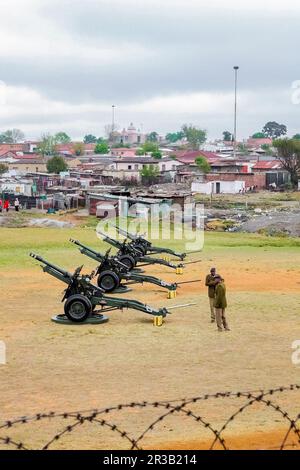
top-left (205, 267), bottom-right (217, 323)
top-left (214, 275), bottom-right (230, 332)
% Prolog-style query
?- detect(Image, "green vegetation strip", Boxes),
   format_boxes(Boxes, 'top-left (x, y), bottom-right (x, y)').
top-left (0, 227), bottom-right (299, 269)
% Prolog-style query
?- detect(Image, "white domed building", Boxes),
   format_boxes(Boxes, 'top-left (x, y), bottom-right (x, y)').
top-left (117, 123), bottom-right (146, 145)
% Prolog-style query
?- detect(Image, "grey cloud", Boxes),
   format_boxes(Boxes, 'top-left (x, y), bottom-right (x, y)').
top-left (1, 1), bottom-right (300, 137)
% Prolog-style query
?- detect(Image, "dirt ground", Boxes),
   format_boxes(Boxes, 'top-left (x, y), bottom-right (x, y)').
top-left (0, 228), bottom-right (300, 449)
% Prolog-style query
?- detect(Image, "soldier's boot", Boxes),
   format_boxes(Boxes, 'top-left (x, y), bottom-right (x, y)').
top-left (215, 309), bottom-right (223, 331)
top-left (223, 316), bottom-right (230, 331)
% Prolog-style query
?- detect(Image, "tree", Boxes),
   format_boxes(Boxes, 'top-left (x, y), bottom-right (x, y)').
top-left (0, 129), bottom-right (25, 143)
top-left (83, 134), bottom-right (97, 144)
top-left (262, 121), bottom-right (287, 139)
top-left (0, 163), bottom-right (8, 175)
top-left (54, 132), bottom-right (71, 144)
top-left (95, 142), bottom-right (109, 154)
top-left (141, 141), bottom-right (159, 153)
top-left (147, 131), bottom-right (159, 142)
top-left (96, 136), bottom-right (107, 144)
top-left (273, 138), bottom-right (300, 186)
top-left (195, 156), bottom-right (211, 174)
top-left (165, 131), bottom-right (184, 143)
top-left (140, 164), bottom-right (160, 185)
top-left (292, 134), bottom-right (300, 140)
top-left (151, 150), bottom-right (162, 159)
top-left (223, 131), bottom-right (232, 141)
top-left (261, 143), bottom-right (272, 153)
top-left (182, 124), bottom-right (206, 150)
top-left (73, 142), bottom-right (85, 156)
top-left (46, 156), bottom-right (68, 174)
top-left (37, 134), bottom-right (56, 156)
top-left (237, 143), bottom-right (249, 155)
top-left (252, 132), bottom-right (266, 139)
top-left (135, 148), bottom-right (145, 156)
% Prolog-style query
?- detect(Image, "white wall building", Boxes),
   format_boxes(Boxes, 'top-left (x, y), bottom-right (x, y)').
top-left (192, 180), bottom-right (245, 194)
top-left (0, 180), bottom-right (33, 196)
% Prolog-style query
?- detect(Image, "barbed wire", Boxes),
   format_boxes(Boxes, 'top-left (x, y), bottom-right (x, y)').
top-left (1, 384), bottom-right (299, 450)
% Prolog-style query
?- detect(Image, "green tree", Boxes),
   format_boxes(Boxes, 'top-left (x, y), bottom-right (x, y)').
top-left (182, 124), bottom-right (206, 150)
top-left (261, 143), bottom-right (272, 153)
top-left (195, 156), bottom-right (211, 174)
top-left (147, 131), bottom-right (159, 142)
top-left (262, 121), bottom-right (287, 139)
top-left (83, 134), bottom-right (97, 144)
top-left (37, 134), bottom-right (56, 156)
top-left (73, 142), bottom-right (85, 156)
top-left (292, 134), bottom-right (300, 140)
top-left (273, 138), bottom-right (300, 186)
top-left (0, 163), bottom-right (8, 174)
top-left (141, 141), bottom-right (159, 153)
top-left (165, 131), bottom-right (184, 143)
top-left (252, 132), bottom-right (266, 138)
top-left (140, 164), bottom-right (160, 184)
top-left (237, 143), bottom-right (249, 155)
top-left (96, 137), bottom-right (107, 144)
top-left (222, 131), bottom-right (232, 141)
top-left (95, 142), bottom-right (109, 154)
top-left (135, 148), bottom-right (145, 156)
top-left (54, 132), bottom-right (71, 144)
top-left (0, 129), bottom-right (25, 143)
top-left (151, 150), bottom-right (162, 159)
top-left (46, 156), bottom-right (68, 174)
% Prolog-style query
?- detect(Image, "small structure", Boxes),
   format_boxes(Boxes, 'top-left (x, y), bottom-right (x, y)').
top-left (192, 180), bottom-right (245, 194)
top-left (252, 160), bottom-right (290, 187)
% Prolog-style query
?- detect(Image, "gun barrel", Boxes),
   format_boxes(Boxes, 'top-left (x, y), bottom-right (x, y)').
top-left (98, 231), bottom-right (122, 248)
top-left (115, 225), bottom-right (136, 240)
top-left (30, 252), bottom-right (71, 278)
top-left (70, 239), bottom-right (104, 260)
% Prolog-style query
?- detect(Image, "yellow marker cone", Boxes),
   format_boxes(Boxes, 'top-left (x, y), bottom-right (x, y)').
top-left (153, 315), bottom-right (163, 327)
top-left (167, 290), bottom-right (177, 299)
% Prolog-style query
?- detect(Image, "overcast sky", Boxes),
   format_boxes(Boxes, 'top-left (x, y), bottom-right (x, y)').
top-left (0, 0), bottom-right (300, 140)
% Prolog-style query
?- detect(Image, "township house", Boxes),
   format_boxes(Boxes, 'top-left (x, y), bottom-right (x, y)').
top-left (0, 142), bottom-right (81, 175)
top-left (173, 150), bottom-right (285, 192)
top-left (100, 156), bottom-right (182, 183)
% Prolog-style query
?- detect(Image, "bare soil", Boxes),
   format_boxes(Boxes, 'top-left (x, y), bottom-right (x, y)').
top-left (0, 234), bottom-right (300, 449)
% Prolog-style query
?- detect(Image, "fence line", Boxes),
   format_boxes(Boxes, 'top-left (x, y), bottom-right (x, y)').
top-left (1, 384), bottom-right (300, 450)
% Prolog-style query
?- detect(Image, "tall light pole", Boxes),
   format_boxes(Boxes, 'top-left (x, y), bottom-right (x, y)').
top-left (233, 66), bottom-right (239, 158)
top-left (112, 104), bottom-right (116, 133)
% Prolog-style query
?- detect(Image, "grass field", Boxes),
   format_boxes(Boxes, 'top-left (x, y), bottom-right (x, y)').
top-left (0, 226), bottom-right (300, 449)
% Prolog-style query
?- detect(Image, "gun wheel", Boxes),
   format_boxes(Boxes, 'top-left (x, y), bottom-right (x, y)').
top-left (97, 271), bottom-right (120, 292)
top-left (118, 254), bottom-right (136, 270)
top-left (133, 246), bottom-right (145, 257)
top-left (134, 245), bottom-right (146, 255)
top-left (64, 294), bottom-right (92, 322)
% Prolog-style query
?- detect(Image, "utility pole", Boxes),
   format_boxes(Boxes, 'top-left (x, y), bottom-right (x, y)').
top-left (112, 104), bottom-right (116, 134)
top-left (233, 66), bottom-right (239, 159)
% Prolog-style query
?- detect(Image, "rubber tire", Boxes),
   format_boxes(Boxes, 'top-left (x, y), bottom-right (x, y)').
top-left (97, 270), bottom-right (120, 292)
top-left (64, 294), bottom-right (92, 323)
top-left (118, 254), bottom-right (136, 270)
top-left (135, 244), bottom-right (146, 256)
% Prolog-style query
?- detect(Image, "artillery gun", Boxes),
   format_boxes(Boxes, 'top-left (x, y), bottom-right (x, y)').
top-left (30, 253), bottom-right (169, 323)
top-left (113, 225), bottom-right (187, 261)
top-left (98, 231), bottom-right (184, 272)
top-left (70, 239), bottom-right (178, 294)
